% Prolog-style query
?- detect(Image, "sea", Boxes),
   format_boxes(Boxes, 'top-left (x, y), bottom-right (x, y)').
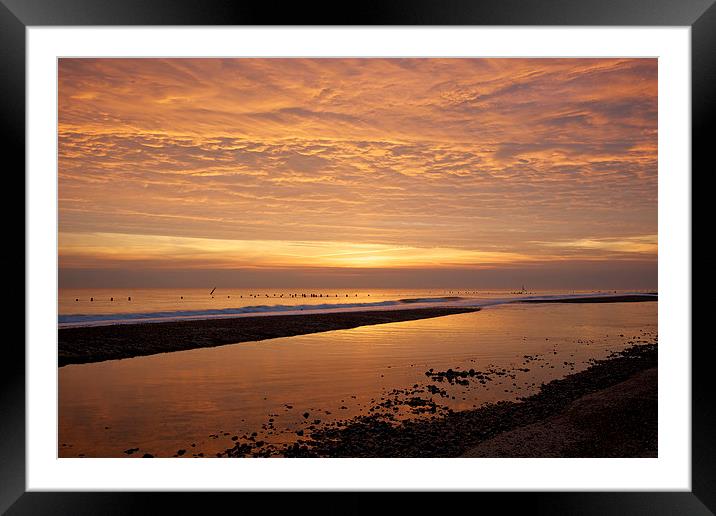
top-left (57, 287), bottom-right (651, 327)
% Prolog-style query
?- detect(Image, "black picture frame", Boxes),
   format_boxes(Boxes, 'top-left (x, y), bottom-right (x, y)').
top-left (3, 0), bottom-right (707, 513)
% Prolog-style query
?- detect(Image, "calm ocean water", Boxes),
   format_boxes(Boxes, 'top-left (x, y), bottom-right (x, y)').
top-left (58, 300), bottom-right (657, 458)
top-left (57, 287), bottom-right (648, 327)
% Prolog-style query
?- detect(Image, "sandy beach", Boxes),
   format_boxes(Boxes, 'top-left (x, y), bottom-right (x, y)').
top-left (462, 367), bottom-right (657, 457)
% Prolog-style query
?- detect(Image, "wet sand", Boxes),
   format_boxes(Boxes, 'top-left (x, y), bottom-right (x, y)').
top-left (58, 307), bottom-right (480, 366)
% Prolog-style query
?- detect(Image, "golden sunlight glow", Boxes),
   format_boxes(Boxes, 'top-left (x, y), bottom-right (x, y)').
top-left (59, 232), bottom-right (536, 269)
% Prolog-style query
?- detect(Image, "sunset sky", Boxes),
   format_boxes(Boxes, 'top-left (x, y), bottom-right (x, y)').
top-left (58, 58), bottom-right (657, 289)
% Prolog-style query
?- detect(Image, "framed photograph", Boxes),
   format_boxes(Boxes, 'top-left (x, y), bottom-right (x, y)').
top-left (5, 0), bottom-right (707, 512)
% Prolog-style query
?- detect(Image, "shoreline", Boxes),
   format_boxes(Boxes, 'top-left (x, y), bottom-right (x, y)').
top-left (58, 307), bottom-right (480, 367)
top-left (58, 294), bottom-right (657, 367)
top-left (59, 293), bottom-right (657, 329)
top-left (261, 343), bottom-right (657, 458)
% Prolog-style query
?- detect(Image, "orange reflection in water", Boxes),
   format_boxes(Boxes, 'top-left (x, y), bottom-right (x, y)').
top-left (59, 302), bottom-right (656, 457)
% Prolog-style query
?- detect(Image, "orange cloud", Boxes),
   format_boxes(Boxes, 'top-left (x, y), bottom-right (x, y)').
top-left (58, 58), bottom-right (657, 276)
